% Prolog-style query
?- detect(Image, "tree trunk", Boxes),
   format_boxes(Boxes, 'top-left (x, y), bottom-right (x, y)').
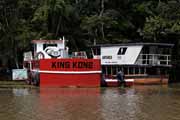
top-left (55, 16), bottom-right (62, 37)
top-left (99, 0), bottom-right (105, 39)
top-left (94, 28), bottom-right (98, 45)
top-left (14, 47), bottom-right (19, 69)
top-left (12, 37), bottom-right (19, 69)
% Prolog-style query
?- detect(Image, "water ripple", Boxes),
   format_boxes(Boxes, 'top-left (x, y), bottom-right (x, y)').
top-left (0, 85), bottom-right (180, 120)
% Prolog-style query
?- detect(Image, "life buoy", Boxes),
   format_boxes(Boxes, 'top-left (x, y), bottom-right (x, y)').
top-left (36, 52), bottom-right (45, 59)
top-left (44, 47), bottom-right (61, 58)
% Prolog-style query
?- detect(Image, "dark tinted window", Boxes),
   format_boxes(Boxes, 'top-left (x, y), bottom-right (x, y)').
top-left (43, 44), bottom-right (57, 50)
top-left (117, 47), bottom-right (127, 55)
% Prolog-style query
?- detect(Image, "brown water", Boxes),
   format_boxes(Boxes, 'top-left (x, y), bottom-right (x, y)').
top-left (0, 85), bottom-right (180, 120)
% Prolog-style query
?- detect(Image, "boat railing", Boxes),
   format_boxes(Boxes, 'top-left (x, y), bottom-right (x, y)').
top-left (71, 51), bottom-right (87, 59)
top-left (136, 54), bottom-right (171, 66)
top-left (104, 74), bottom-right (148, 79)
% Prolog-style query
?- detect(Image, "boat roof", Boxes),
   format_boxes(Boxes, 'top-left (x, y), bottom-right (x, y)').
top-left (31, 40), bottom-right (64, 44)
top-left (91, 43), bottom-right (174, 47)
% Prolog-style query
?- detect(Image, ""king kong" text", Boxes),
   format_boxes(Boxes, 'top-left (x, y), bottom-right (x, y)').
top-left (51, 62), bottom-right (93, 69)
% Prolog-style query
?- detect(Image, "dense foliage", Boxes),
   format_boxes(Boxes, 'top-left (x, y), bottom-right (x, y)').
top-left (0, 0), bottom-right (180, 80)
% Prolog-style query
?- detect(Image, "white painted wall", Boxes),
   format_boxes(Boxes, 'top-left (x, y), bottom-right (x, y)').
top-left (101, 45), bottom-right (143, 65)
top-left (35, 40), bottom-right (68, 59)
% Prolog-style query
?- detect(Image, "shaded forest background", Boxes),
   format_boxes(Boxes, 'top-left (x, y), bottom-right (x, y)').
top-left (0, 0), bottom-right (180, 81)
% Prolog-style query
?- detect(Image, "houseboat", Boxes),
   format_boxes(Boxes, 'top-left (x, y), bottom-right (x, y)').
top-left (91, 43), bottom-right (174, 87)
top-left (23, 38), bottom-right (101, 87)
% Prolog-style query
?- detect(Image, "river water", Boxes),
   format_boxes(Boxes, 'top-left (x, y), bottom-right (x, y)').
top-left (0, 85), bottom-right (180, 120)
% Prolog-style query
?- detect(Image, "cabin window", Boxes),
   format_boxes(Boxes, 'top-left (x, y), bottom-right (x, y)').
top-left (106, 66), bottom-right (112, 78)
top-left (129, 67), bottom-right (134, 74)
top-left (142, 47), bottom-right (149, 54)
top-left (123, 67), bottom-right (128, 75)
top-left (102, 66), bottom-right (106, 74)
top-left (135, 67), bottom-right (139, 74)
top-left (112, 66), bottom-right (117, 75)
top-left (117, 47), bottom-right (127, 55)
top-left (43, 44), bottom-right (57, 50)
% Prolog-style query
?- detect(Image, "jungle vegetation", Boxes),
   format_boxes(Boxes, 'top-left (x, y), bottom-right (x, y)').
top-left (0, 0), bottom-right (180, 81)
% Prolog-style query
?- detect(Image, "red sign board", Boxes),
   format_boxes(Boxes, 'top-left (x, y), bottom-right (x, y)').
top-left (40, 58), bottom-right (101, 71)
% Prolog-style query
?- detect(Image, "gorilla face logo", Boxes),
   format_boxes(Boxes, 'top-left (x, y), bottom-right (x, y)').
top-left (44, 47), bottom-right (61, 58)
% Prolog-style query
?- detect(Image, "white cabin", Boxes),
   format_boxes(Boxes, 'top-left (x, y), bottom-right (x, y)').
top-left (31, 38), bottom-right (69, 59)
top-left (91, 43), bottom-right (173, 78)
top-left (24, 38), bottom-right (88, 61)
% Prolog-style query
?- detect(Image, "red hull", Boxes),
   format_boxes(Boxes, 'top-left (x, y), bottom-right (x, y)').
top-left (33, 58), bottom-right (101, 87)
top-left (40, 73), bottom-right (101, 87)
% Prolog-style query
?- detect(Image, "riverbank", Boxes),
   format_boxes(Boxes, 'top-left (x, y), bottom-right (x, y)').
top-left (0, 80), bottom-right (37, 88)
